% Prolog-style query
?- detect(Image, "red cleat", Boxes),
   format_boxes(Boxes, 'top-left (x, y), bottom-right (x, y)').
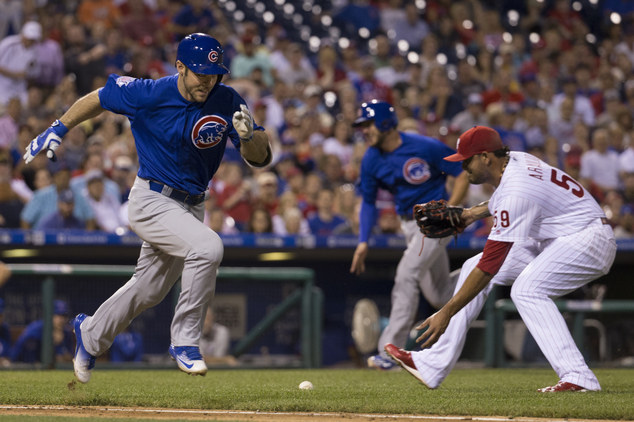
top-left (384, 343), bottom-right (431, 388)
top-left (538, 381), bottom-right (587, 392)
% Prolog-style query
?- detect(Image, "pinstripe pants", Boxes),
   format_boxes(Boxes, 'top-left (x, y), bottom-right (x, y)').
top-left (411, 221), bottom-right (616, 390)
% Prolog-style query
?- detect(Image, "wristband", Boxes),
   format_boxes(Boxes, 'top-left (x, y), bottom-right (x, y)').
top-left (52, 119), bottom-right (69, 137)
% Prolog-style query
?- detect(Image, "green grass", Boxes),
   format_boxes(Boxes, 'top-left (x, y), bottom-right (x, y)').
top-left (0, 368), bottom-right (633, 420)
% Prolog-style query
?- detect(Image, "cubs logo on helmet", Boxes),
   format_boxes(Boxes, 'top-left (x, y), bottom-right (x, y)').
top-left (208, 51), bottom-right (218, 63)
top-left (403, 157), bottom-right (431, 184)
top-left (191, 115), bottom-right (228, 149)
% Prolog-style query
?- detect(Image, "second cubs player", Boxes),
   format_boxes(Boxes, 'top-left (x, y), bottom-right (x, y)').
top-left (23, 33), bottom-right (271, 383)
top-left (385, 126), bottom-right (616, 392)
top-left (350, 100), bottom-right (469, 370)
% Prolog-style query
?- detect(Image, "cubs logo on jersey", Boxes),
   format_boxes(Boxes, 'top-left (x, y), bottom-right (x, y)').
top-left (191, 115), bottom-right (228, 149)
top-left (403, 157), bottom-right (431, 184)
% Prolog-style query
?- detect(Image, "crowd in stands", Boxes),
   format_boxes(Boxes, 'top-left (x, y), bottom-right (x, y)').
top-left (0, 0), bottom-right (633, 239)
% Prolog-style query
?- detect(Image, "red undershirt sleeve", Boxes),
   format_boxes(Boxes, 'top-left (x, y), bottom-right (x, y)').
top-left (476, 239), bottom-right (513, 275)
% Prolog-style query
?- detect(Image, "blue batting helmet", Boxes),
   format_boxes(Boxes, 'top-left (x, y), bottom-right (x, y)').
top-left (353, 100), bottom-right (398, 131)
top-left (176, 33), bottom-right (229, 75)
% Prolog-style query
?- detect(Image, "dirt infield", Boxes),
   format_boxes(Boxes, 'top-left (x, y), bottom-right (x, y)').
top-left (1, 406), bottom-right (631, 422)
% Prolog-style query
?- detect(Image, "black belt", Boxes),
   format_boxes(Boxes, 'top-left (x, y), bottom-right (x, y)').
top-left (148, 180), bottom-right (206, 206)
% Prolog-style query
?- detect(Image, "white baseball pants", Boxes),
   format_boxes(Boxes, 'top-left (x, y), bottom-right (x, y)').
top-left (81, 177), bottom-right (223, 356)
top-left (378, 220), bottom-right (457, 359)
top-left (411, 220), bottom-right (616, 390)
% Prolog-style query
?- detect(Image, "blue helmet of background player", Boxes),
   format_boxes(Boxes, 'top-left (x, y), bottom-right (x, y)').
top-left (176, 33), bottom-right (230, 76)
top-left (353, 100), bottom-right (398, 132)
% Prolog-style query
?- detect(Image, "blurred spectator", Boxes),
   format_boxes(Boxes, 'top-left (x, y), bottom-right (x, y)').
top-left (307, 189), bottom-right (347, 236)
top-left (211, 162), bottom-right (251, 231)
top-left (450, 93), bottom-right (488, 134)
top-left (0, 0), bottom-right (22, 39)
top-left (333, 0), bottom-right (381, 38)
top-left (110, 155), bottom-right (136, 203)
top-left (20, 163), bottom-right (96, 229)
top-left (102, 28), bottom-right (131, 75)
top-left (272, 191), bottom-right (310, 236)
top-left (245, 206), bottom-right (273, 233)
top-left (0, 151), bottom-right (24, 228)
top-left (120, 0), bottom-right (162, 47)
top-left (81, 170), bottom-right (126, 233)
top-left (277, 43), bottom-right (316, 88)
top-left (0, 298), bottom-right (10, 367)
top-left (77, 0), bottom-right (121, 29)
top-left (110, 328), bottom-right (143, 362)
top-left (580, 128), bottom-right (620, 201)
top-left (390, 3), bottom-right (429, 50)
top-left (375, 207), bottom-right (402, 235)
top-left (62, 22), bottom-right (107, 95)
top-left (230, 34), bottom-right (273, 88)
top-left (315, 45), bottom-right (348, 94)
top-left (70, 151), bottom-right (121, 202)
top-left (548, 97), bottom-right (579, 155)
top-left (0, 21), bottom-right (41, 108)
top-left (32, 21), bottom-right (65, 90)
top-left (9, 299), bottom-right (74, 363)
top-left (252, 171), bottom-right (278, 216)
top-left (207, 208), bottom-right (239, 235)
top-left (0, 97), bottom-right (21, 149)
top-left (38, 189), bottom-right (86, 230)
top-left (549, 76), bottom-right (596, 127)
top-left (170, 0), bottom-right (216, 41)
top-left (375, 53), bottom-right (410, 88)
top-left (200, 305), bottom-right (236, 365)
top-left (353, 56), bottom-right (394, 105)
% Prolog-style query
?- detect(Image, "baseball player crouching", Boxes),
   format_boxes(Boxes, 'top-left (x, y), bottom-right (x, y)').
top-left (23, 33), bottom-right (272, 383)
top-left (385, 126), bottom-right (616, 392)
top-left (350, 100), bottom-right (469, 370)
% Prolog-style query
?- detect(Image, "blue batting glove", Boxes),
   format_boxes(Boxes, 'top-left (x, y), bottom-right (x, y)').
top-left (23, 119), bottom-right (68, 164)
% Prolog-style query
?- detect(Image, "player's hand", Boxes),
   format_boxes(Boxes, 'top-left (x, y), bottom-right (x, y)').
top-left (350, 242), bottom-right (368, 275)
top-left (232, 104), bottom-right (253, 141)
top-left (415, 308), bottom-right (451, 349)
top-left (23, 119), bottom-right (68, 164)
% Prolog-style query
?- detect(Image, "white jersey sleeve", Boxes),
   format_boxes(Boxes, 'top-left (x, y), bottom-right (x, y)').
top-left (488, 152), bottom-right (605, 242)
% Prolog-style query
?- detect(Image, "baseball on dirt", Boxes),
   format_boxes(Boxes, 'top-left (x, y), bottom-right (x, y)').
top-left (298, 381), bottom-right (314, 390)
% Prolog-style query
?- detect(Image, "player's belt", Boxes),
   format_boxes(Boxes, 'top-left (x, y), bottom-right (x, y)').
top-left (148, 180), bottom-right (206, 206)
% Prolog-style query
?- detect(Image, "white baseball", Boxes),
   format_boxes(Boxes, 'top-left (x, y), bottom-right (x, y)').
top-left (298, 381), bottom-right (313, 390)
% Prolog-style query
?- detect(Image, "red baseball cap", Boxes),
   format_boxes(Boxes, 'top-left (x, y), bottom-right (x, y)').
top-left (444, 126), bottom-right (504, 162)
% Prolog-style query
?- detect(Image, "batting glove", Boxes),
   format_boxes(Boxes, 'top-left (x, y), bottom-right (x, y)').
top-left (232, 104), bottom-right (253, 141)
top-left (23, 119), bottom-right (68, 164)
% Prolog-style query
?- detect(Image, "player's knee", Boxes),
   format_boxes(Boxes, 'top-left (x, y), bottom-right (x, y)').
top-left (509, 283), bottom-right (531, 305)
top-left (189, 233), bottom-right (224, 265)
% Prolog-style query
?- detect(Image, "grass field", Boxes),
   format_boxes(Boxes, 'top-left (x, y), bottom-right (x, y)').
top-left (0, 367), bottom-right (633, 421)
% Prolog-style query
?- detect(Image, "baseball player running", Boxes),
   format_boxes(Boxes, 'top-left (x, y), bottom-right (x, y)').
top-left (350, 100), bottom-right (469, 370)
top-left (23, 33), bottom-right (271, 383)
top-left (385, 126), bottom-right (616, 392)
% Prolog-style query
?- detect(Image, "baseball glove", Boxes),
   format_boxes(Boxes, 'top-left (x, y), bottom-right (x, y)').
top-left (413, 200), bottom-right (465, 238)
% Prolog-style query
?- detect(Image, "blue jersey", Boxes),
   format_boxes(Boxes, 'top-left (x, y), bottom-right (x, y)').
top-left (99, 74), bottom-right (264, 194)
top-left (359, 132), bottom-right (463, 215)
top-left (357, 132), bottom-right (462, 242)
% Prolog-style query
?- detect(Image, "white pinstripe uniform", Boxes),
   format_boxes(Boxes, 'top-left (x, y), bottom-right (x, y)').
top-left (411, 152), bottom-right (616, 390)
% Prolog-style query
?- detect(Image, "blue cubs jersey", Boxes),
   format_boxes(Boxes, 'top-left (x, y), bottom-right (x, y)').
top-left (98, 74), bottom-right (263, 194)
top-left (358, 132), bottom-right (463, 216)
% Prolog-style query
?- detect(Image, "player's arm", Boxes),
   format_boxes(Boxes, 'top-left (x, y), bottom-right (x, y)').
top-left (461, 200), bottom-right (491, 227)
top-left (23, 90), bottom-right (105, 164)
top-left (416, 238), bottom-right (512, 349)
top-left (350, 200), bottom-right (378, 275)
top-left (240, 130), bottom-right (271, 167)
top-left (447, 171), bottom-right (469, 206)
